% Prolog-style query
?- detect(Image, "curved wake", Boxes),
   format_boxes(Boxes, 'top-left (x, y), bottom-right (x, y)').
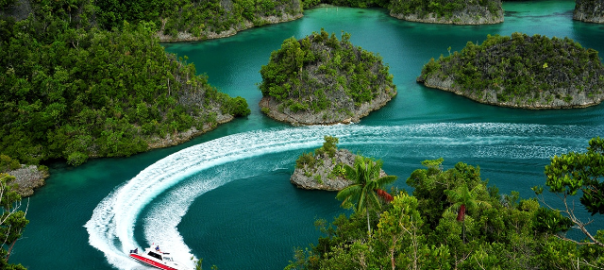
top-left (85, 123), bottom-right (597, 269)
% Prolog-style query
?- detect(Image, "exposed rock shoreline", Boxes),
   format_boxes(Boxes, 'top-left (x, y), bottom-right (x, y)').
top-left (389, 0), bottom-right (503, 25)
top-left (417, 75), bottom-right (604, 109)
top-left (390, 10), bottom-right (503, 25)
top-left (574, 0), bottom-right (604, 23)
top-left (290, 149), bottom-right (386, 191)
top-left (147, 112), bottom-right (234, 148)
top-left (259, 89), bottom-right (394, 125)
top-left (7, 112), bottom-right (233, 198)
top-left (157, 13), bottom-right (303, 43)
top-left (417, 33), bottom-right (604, 109)
top-left (7, 165), bottom-right (49, 197)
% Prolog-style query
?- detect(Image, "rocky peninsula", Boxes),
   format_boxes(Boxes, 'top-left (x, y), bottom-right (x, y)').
top-left (417, 33), bottom-right (604, 109)
top-left (259, 30), bottom-right (397, 125)
top-left (389, 0), bottom-right (503, 25)
top-left (574, 0), bottom-right (604, 23)
top-left (290, 136), bottom-right (386, 191)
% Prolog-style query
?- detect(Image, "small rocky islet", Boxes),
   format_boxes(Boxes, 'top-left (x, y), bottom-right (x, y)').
top-left (417, 32), bottom-right (604, 109)
top-left (290, 136), bottom-right (387, 191)
top-left (258, 30), bottom-right (397, 125)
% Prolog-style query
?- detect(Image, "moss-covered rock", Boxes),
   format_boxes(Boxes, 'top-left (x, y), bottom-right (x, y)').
top-left (417, 33), bottom-right (604, 109)
top-left (389, 0), bottom-right (503, 25)
top-left (259, 30), bottom-right (396, 125)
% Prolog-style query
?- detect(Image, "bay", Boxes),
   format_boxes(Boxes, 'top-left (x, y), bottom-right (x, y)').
top-left (11, 1), bottom-right (604, 269)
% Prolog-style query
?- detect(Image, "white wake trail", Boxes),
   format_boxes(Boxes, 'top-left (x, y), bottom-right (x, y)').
top-left (85, 123), bottom-right (597, 270)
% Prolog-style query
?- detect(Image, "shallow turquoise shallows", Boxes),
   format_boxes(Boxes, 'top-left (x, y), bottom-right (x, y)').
top-left (11, 1), bottom-right (604, 269)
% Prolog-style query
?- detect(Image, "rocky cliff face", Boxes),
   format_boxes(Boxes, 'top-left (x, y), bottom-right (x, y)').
top-left (290, 149), bottom-right (386, 191)
top-left (389, 0), bottom-right (503, 25)
top-left (259, 89), bottom-right (393, 125)
top-left (574, 0), bottom-right (604, 23)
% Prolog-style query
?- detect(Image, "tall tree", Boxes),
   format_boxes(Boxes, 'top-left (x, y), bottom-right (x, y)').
top-left (444, 184), bottom-right (491, 243)
top-left (535, 136), bottom-right (604, 247)
top-left (336, 155), bottom-right (397, 235)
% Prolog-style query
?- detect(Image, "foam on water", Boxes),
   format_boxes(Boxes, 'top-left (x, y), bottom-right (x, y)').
top-left (85, 123), bottom-right (598, 269)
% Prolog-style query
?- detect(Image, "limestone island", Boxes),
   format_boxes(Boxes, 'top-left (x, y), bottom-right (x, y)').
top-left (574, 0), bottom-right (604, 23)
top-left (156, 0), bottom-right (303, 42)
top-left (290, 136), bottom-right (387, 191)
top-left (417, 33), bottom-right (604, 109)
top-left (259, 30), bottom-right (397, 125)
top-left (389, 0), bottom-right (503, 25)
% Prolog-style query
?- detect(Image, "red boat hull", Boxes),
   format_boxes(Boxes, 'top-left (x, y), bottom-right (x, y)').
top-left (130, 254), bottom-right (178, 270)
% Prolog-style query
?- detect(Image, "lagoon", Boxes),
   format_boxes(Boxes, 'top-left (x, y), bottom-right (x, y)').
top-left (12, 1), bottom-right (604, 269)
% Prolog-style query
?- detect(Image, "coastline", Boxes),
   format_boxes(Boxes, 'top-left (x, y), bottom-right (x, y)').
top-left (418, 76), bottom-right (604, 110)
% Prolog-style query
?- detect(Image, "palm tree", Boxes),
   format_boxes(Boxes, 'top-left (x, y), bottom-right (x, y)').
top-left (444, 184), bottom-right (491, 243)
top-left (336, 155), bottom-right (397, 235)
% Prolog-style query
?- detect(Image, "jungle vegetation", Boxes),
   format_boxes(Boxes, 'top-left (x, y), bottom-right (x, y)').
top-left (259, 30), bottom-right (395, 122)
top-left (0, 1), bottom-right (250, 167)
top-left (286, 138), bottom-right (604, 269)
top-left (419, 32), bottom-right (604, 107)
top-left (389, 0), bottom-right (501, 20)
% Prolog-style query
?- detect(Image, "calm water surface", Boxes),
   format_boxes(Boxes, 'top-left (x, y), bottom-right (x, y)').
top-left (12, 1), bottom-right (604, 269)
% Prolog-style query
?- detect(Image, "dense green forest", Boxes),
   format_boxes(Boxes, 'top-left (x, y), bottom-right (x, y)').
top-left (286, 138), bottom-right (604, 269)
top-left (390, 0), bottom-right (500, 19)
top-left (418, 33), bottom-right (604, 108)
top-left (93, 0), bottom-right (303, 41)
top-left (259, 30), bottom-right (396, 124)
top-left (0, 1), bottom-right (250, 167)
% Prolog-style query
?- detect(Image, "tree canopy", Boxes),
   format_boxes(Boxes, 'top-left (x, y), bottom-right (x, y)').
top-left (418, 33), bottom-right (604, 109)
top-left (287, 156), bottom-right (604, 269)
top-left (0, 1), bottom-right (250, 166)
top-left (259, 30), bottom-right (396, 124)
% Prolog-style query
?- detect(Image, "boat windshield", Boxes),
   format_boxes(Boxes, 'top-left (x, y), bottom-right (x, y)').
top-left (147, 251), bottom-right (163, 260)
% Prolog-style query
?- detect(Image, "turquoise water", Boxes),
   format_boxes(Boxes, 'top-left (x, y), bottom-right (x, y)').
top-left (11, 1), bottom-right (604, 269)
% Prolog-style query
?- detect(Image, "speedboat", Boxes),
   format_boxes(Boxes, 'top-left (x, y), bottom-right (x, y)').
top-left (129, 245), bottom-right (186, 270)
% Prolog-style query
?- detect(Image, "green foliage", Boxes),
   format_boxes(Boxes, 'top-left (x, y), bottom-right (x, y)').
top-left (259, 30), bottom-right (395, 116)
top-left (0, 155), bottom-right (21, 172)
top-left (390, 0), bottom-right (500, 18)
top-left (419, 33), bottom-right (604, 106)
top-left (336, 155), bottom-right (397, 233)
top-left (289, 158), bottom-right (604, 269)
top-left (226, 96), bottom-right (251, 117)
top-left (0, 174), bottom-right (28, 270)
top-left (0, 3), bottom-right (249, 167)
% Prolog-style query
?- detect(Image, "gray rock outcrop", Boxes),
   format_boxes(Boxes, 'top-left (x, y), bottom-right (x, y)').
top-left (290, 149), bottom-right (386, 191)
top-left (7, 165), bottom-right (49, 197)
top-left (574, 0), bottom-right (604, 23)
top-left (389, 0), bottom-right (503, 25)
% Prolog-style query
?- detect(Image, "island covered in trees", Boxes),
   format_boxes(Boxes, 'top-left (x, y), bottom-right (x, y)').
top-left (259, 30), bottom-right (397, 125)
top-left (389, 0), bottom-right (503, 25)
top-left (0, 0), bottom-right (251, 199)
top-left (417, 33), bottom-right (604, 109)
